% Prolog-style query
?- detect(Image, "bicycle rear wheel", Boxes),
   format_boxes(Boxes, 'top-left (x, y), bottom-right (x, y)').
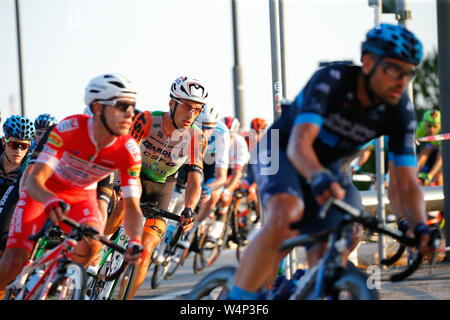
top-left (186, 266), bottom-right (236, 300)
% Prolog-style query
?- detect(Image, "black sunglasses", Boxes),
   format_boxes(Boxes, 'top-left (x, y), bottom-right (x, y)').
top-left (99, 99), bottom-right (136, 112)
top-left (377, 59), bottom-right (417, 81)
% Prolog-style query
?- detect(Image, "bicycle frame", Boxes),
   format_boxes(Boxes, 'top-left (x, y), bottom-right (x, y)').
top-left (9, 237), bottom-right (78, 300)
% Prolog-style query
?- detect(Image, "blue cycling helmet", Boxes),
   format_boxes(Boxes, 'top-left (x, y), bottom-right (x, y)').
top-left (3, 115), bottom-right (35, 141)
top-left (34, 113), bottom-right (57, 130)
top-left (362, 23), bottom-right (423, 65)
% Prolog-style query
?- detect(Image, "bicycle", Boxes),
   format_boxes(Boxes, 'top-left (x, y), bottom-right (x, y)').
top-left (85, 224), bottom-right (129, 300)
top-left (227, 186), bottom-right (260, 262)
top-left (4, 217), bottom-right (127, 300)
top-left (112, 201), bottom-right (182, 299)
top-left (187, 197), bottom-right (441, 300)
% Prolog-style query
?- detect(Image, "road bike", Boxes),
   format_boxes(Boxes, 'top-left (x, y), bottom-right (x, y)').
top-left (110, 201), bottom-right (182, 299)
top-left (4, 217), bottom-right (126, 300)
top-left (187, 197), bottom-right (441, 300)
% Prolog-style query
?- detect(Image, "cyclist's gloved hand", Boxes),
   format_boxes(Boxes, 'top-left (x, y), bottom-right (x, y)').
top-left (44, 196), bottom-right (70, 226)
top-left (413, 222), bottom-right (436, 256)
top-left (397, 218), bottom-right (409, 234)
top-left (308, 169), bottom-right (345, 205)
top-left (125, 239), bottom-right (144, 265)
top-left (180, 207), bottom-right (195, 233)
top-left (201, 185), bottom-right (211, 202)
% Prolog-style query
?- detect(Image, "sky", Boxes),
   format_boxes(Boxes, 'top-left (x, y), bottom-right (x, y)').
top-left (0, 0), bottom-right (439, 135)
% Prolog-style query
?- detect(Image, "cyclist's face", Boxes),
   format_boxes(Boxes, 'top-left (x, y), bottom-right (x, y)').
top-left (2, 136), bottom-right (30, 165)
top-left (368, 56), bottom-right (415, 105)
top-left (94, 98), bottom-right (135, 135)
top-left (34, 129), bottom-right (46, 144)
top-left (171, 98), bottom-right (203, 129)
top-left (426, 123), bottom-right (440, 135)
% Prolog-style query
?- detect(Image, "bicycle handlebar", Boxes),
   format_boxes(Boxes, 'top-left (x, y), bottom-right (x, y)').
top-left (140, 202), bottom-right (181, 222)
top-left (314, 198), bottom-right (439, 282)
top-left (28, 217), bottom-right (127, 254)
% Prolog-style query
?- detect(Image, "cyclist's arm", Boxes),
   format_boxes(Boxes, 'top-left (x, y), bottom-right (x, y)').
top-left (184, 170), bottom-right (202, 211)
top-left (207, 167), bottom-right (228, 191)
top-left (428, 149), bottom-right (442, 180)
top-left (416, 146), bottom-right (431, 172)
top-left (224, 166), bottom-right (244, 194)
top-left (25, 162), bottom-right (57, 203)
top-left (287, 123), bottom-right (345, 204)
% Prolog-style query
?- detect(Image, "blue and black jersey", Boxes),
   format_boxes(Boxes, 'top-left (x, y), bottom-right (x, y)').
top-left (271, 63), bottom-right (417, 168)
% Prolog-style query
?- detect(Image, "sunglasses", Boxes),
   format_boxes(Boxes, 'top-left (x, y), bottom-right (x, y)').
top-left (426, 123), bottom-right (440, 129)
top-left (378, 59), bottom-right (417, 81)
top-left (202, 123), bottom-right (216, 130)
top-left (99, 99), bottom-right (136, 112)
top-left (5, 137), bottom-right (30, 150)
top-left (173, 98), bottom-right (203, 116)
top-left (35, 130), bottom-right (46, 137)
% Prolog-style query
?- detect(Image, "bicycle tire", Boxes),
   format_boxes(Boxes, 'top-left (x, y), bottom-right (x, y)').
top-left (193, 226), bottom-right (210, 274)
top-left (195, 211), bottom-right (230, 272)
top-left (165, 245), bottom-right (189, 279)
top-left (110, 264), bottom-right (136, 300)
top-left (186, 266), bottom-right (236, 300)
top-left (296, 265), bottom-right (378, 300)
top-left (46, 262), bottom-right (87, 300)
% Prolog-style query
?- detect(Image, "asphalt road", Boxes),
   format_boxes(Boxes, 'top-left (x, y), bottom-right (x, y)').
top-left (133, 242), bottom-right (450, 300)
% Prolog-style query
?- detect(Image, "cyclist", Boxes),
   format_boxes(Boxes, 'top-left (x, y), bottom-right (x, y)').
top-left (195, 105), bottom-right (230, 224)
top-left (105, 76), bottom-right (208, 300)
top-left (0, 115), bottom-right (34, 257)
top-left (32, 113), bottom-right (58, 148)
top-left (242, 117), bottom-right (268, 221)
top-left (416, 109), bottom-right (442, 186)
top-left (219, 116), bottom-right (249, 210)
top-left (228, 23), bottom-right (444, 300)
top-left (0, 73), bottom-right (145, 298)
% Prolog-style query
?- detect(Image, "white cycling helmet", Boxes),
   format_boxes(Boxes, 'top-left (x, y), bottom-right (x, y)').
top-left (194, 104), bottom-right (219, 126)
top-left (170, 76), bottom-right (208, 104)
top-left (84, 73), bottom-right (137, 106)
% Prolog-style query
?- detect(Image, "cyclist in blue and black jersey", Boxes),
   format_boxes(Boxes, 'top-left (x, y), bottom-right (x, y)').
top-left (0, 115), bottom-right (35, 256)
top-left (30, 113), bottom-right (57, 151)
top-left (228, 23), bottom-right (444, 300)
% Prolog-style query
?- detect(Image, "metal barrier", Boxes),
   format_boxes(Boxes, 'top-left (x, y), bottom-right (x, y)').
top-left (361, 186), bottom-right (444, 215)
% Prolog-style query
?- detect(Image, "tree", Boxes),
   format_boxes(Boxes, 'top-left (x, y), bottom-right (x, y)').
top-left (413, 49), bottom-right (439, 117)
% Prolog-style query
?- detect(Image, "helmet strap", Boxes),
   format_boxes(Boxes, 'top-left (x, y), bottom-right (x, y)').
top-left (100, 106), bottom-right (120, 137)
top-left (170, 101), bottom-right (180, 130)
top-left (362, 59), bottom-right (381, 106)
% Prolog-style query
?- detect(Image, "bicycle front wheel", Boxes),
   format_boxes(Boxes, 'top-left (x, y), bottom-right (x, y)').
top-left (330, 267), bottom-right (378, 300)
top-left (186, 266), bottom-right (236, 300)
top-left (110, 265), bottom-right (136, 300)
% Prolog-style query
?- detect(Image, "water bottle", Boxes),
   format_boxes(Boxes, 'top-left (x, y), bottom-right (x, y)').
top-left (25, 269), bottom-right (45, 292)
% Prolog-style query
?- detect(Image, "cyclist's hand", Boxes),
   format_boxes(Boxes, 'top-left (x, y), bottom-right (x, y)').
top-left (180, 207), bottom-right (195, 233)
top-left (221, 189), bottom-right (232, 204)
top-left (414, 223), bottom-right (445, 257)
top-left (309, 170), bottom-right (345, 205)
top-left (125, 239), bottom-right (144, 265)
top-left (200, 185), bottom-right (211, 203)
top-left (44, 196), bottom-right (70, 226)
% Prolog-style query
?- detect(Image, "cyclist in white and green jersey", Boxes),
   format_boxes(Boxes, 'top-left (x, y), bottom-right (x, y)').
top-left (107, 76), bottom-right (208, 300)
